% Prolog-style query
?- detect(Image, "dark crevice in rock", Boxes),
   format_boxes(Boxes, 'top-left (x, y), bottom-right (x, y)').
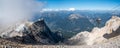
top-left (103, 26), bottom-right (120, 39)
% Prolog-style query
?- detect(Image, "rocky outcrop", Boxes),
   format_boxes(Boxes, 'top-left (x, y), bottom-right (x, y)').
top-left (4, 19), bottom-right (64, 45)
top-left (67, 16), bottom-right (120, 45)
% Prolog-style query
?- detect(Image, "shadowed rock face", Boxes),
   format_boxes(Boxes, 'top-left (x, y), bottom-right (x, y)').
top-left (103, 26), bottom-right (120, 39)
top-left (6, 19), bottom-right (64, 45)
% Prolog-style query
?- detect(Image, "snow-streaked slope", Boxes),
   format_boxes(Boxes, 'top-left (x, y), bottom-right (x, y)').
top-left (0, 21), bottom-right (33, 38)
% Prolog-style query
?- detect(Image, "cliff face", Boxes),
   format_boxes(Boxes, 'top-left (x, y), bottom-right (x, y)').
top-left (67, 16), bottom-right (120, 45)
top-left (25, 19), bottom-right (63, 44)
top-left (3, 19), bottom-right (64, 45)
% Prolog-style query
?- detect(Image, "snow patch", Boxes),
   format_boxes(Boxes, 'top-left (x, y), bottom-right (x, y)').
top-left (15, 24), bottom-right (25, 32)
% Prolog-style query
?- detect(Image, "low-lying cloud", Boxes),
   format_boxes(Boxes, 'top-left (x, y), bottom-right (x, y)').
top-left (0, 0), bottom-right (44, 31)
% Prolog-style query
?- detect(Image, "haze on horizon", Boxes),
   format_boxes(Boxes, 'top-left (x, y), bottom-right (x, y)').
top-left (37, 0), bottom-right (120, 10)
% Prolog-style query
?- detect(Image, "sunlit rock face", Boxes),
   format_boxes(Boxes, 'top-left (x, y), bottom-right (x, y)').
top-left (67, 16), bottom-right (120, 45)
top-left (0, 21), bottom-right (31, 38)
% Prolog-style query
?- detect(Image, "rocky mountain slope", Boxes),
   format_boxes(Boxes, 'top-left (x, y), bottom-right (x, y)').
top-left (67, 16), bottom-right (120, 45)
top-left (0, 16), bottom-right (120, 48)
top-left (0, 19), bottom-right (64, 45)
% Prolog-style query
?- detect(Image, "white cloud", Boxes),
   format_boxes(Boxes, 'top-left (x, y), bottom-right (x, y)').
top-left (0, 0), bottom-right (44, 31)
top-left (69, 8), bottom-right (76, 11)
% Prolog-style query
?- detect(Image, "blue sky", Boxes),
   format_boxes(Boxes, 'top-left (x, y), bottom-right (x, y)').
top-left (37, 0), bottom-right (120, 10)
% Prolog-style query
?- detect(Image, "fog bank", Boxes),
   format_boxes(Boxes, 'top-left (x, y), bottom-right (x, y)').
top-left (0, 0), bottom-right (44, 32)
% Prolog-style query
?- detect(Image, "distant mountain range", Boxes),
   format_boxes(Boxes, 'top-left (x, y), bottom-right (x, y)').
top-left (0, 10), bottom-right (120, 46)
top-left (32, 10), bottom-right (120, 38)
